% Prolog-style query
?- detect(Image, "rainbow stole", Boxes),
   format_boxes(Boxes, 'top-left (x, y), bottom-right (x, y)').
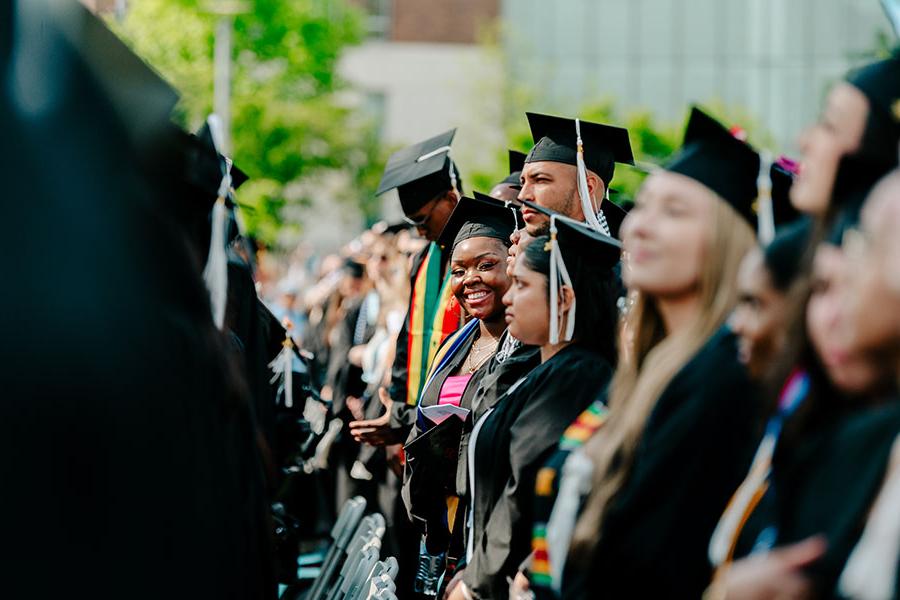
top-left (406, 242), bottom-right (462, 406)
top-left (531, 400), bottom-right (609, 587)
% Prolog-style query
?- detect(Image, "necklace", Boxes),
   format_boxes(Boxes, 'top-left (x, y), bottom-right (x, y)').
top-left (463, 334), bottom-right (499, 374)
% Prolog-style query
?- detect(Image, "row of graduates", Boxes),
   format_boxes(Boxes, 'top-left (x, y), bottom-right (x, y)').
top-left (1, 4), bottom-right (300, 598)
top-left (342, 53), bottom-right (900, 599)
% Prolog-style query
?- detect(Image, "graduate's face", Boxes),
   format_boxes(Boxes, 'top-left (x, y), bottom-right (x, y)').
top-left (406, 192), bottom-right (458, 241)
top-left (793, 83), bottom-right (868, 216)
top-left (730, 247), bottom-right (788, 380)
top-left (503, 255), bottom-right (550, 346)
top-left (834, 181), bottom-right (900, 372)
top-left (518, 162), bottom-right (581, 236)
top-left (622, 172), bottom-right (713, 299)
top-left (450, 237), bottom-right (511, 322)
top-left (807, 243), bottom-right (889, 395)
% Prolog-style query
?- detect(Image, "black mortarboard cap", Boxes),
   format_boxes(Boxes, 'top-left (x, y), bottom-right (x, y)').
top-left (71, 3), bottom-right (179, 148)
top-left (377, 129), bottom-right (462, 214)
top-left (601, 201), bottom-right (630, 240)
top-left (666, 106), bottom-right (760, 226)
top-left (524, 113), bottom-right (634, 184)
top-left (520, 200), bottom-right (621, 270)
top-left (845, 55), bottom-right (900, 168)
top-left (770, 160), bottom-right (801, 228)
top-left (501, 150), bottom-right (527, 185)
top-left (196, 119), bottom-right (249, 193)
top-left (437, 191), bottom-right (519, 251)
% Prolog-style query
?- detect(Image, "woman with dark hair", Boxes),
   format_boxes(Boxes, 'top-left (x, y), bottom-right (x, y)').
top-left (399, 194), bottom-right (539, 595)
top-left (730, 219), bottom-right (812, 381)
top-left (446, 214), bottom-right (622, 600)
top-left (709, 177), bottom-right (900, 600)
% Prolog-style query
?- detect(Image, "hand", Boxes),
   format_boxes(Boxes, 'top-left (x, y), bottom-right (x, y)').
top-left (709, 537), bottom-right (826, 600)
top-left (443, 568), bottom-right (466, 600)
top-left (509, 571), bottom-right (531, 600)
top-left (348, 345), bottom-right (366, 367)
top-left (348, 387), bottom-right (400, 446)
top-left (346, 395), bottom-right (365, 421)
top-left (385, 444), bottom-right (404, 477)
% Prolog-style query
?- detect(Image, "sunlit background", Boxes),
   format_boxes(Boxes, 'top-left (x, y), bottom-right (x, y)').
top-left (83, 0), bottom-right (894, 252)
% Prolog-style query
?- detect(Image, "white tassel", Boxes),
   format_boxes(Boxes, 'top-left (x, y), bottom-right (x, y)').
top-left (268, 320), bottom-right (295, 408)
top-left (204, 198), bottom-right (229, 329)
top-left (547, 216), bottom-right (577, 345)
top-left (756, 151), bottom-right (775, 245)
top-left (549, 219), bottom-right (560, 345)
top-left (575, 118), bottom-right (609, 235)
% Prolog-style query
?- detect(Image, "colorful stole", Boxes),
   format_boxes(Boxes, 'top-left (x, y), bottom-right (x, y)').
top-left (708, 368), bottom-right (810, 571)
top-left (406, 242), bottom-right (463, 406)
top-left (419, 318), bottom-right (481, 405)
top-left (531, 400), bottom-right (609, 588)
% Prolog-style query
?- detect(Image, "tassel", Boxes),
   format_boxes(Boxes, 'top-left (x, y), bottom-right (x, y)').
top-left (268, 319), bottom-right (295, 408)
top-left (547, 216), bottom-right (577, 345)
top-left (756, 151), bottom-right (775, 245)
top-left (204, 181), bottom-right (230, 329)
top-left (575, 118), bottom-right (609, 235)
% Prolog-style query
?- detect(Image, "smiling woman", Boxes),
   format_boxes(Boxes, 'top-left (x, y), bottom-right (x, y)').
top-left (400, 194), bottom-right (520, 589)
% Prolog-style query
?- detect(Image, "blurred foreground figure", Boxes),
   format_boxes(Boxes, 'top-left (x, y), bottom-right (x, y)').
top-left (0, 3), bottom-right (273, 598)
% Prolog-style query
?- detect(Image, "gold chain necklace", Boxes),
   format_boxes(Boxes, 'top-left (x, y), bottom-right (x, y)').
top-left (462, 335), bottom-right (499, 374)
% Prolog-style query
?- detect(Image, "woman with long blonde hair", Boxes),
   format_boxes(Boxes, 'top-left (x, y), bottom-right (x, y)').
top-left (556, 107), bottom-right (764, 599)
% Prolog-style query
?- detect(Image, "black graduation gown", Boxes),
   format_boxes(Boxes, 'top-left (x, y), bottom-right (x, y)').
top-left (1, 8), bottom-right (274, 599)
top-left (563, 326), bottom-right (761, 600)
top-left (734, 399), bottom-right (900, 596)
top-left (463, 344), bottom-right (613, 600)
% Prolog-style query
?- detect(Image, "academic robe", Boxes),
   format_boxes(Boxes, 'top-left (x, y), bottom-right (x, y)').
top-left (463, 344), bottom-right (613, 600)
top-left (561, 326), bottom-right (761, 600)
top-left (1, 8), bottom-right (274, 599)
top-left (735, 399), bottom-right (900, 596)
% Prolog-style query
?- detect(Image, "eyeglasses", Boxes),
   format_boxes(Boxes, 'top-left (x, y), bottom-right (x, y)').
top-left (402, 193), bottom-right (448, 226)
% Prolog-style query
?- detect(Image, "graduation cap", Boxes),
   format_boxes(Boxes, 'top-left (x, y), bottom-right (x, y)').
top-left (196, 117), bottom-right (249, 197)
top-left (525, 113), bottom-right (634, 235)
top-left (193, 114), bottom-right (249, 331)
top-left (540, 210), bottom-right (622, 344)
top-left (666, 106), bottom-right (762, 229)
top-left (437, 192), bottom-right (520, 252)
top-left (377, 129), bottom-right (463, 215)
top-left (845, 55), bottom-right (900, 168)
top-left (501, 150), bottom-right (527, 185)
top-left (66, 2), bottom-right (179, 149)
top-left (770, 158), bottom-right (801, 231)
top-left (602, 201), bottom-right (630, 240)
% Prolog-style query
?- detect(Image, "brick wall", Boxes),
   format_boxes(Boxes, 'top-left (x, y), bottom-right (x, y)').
top-left (392, 0), bottom-right (498, 43)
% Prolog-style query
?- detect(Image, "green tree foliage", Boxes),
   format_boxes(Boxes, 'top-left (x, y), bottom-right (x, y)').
top-left (113, 0), bottom-right (385, 244)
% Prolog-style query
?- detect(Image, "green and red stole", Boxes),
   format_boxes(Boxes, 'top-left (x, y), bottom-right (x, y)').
top-left (405, 241), bottom-right (463, 406)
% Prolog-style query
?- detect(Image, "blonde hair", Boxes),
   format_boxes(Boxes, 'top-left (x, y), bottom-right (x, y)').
top-left (570, 194), bottom-right (755, 557)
